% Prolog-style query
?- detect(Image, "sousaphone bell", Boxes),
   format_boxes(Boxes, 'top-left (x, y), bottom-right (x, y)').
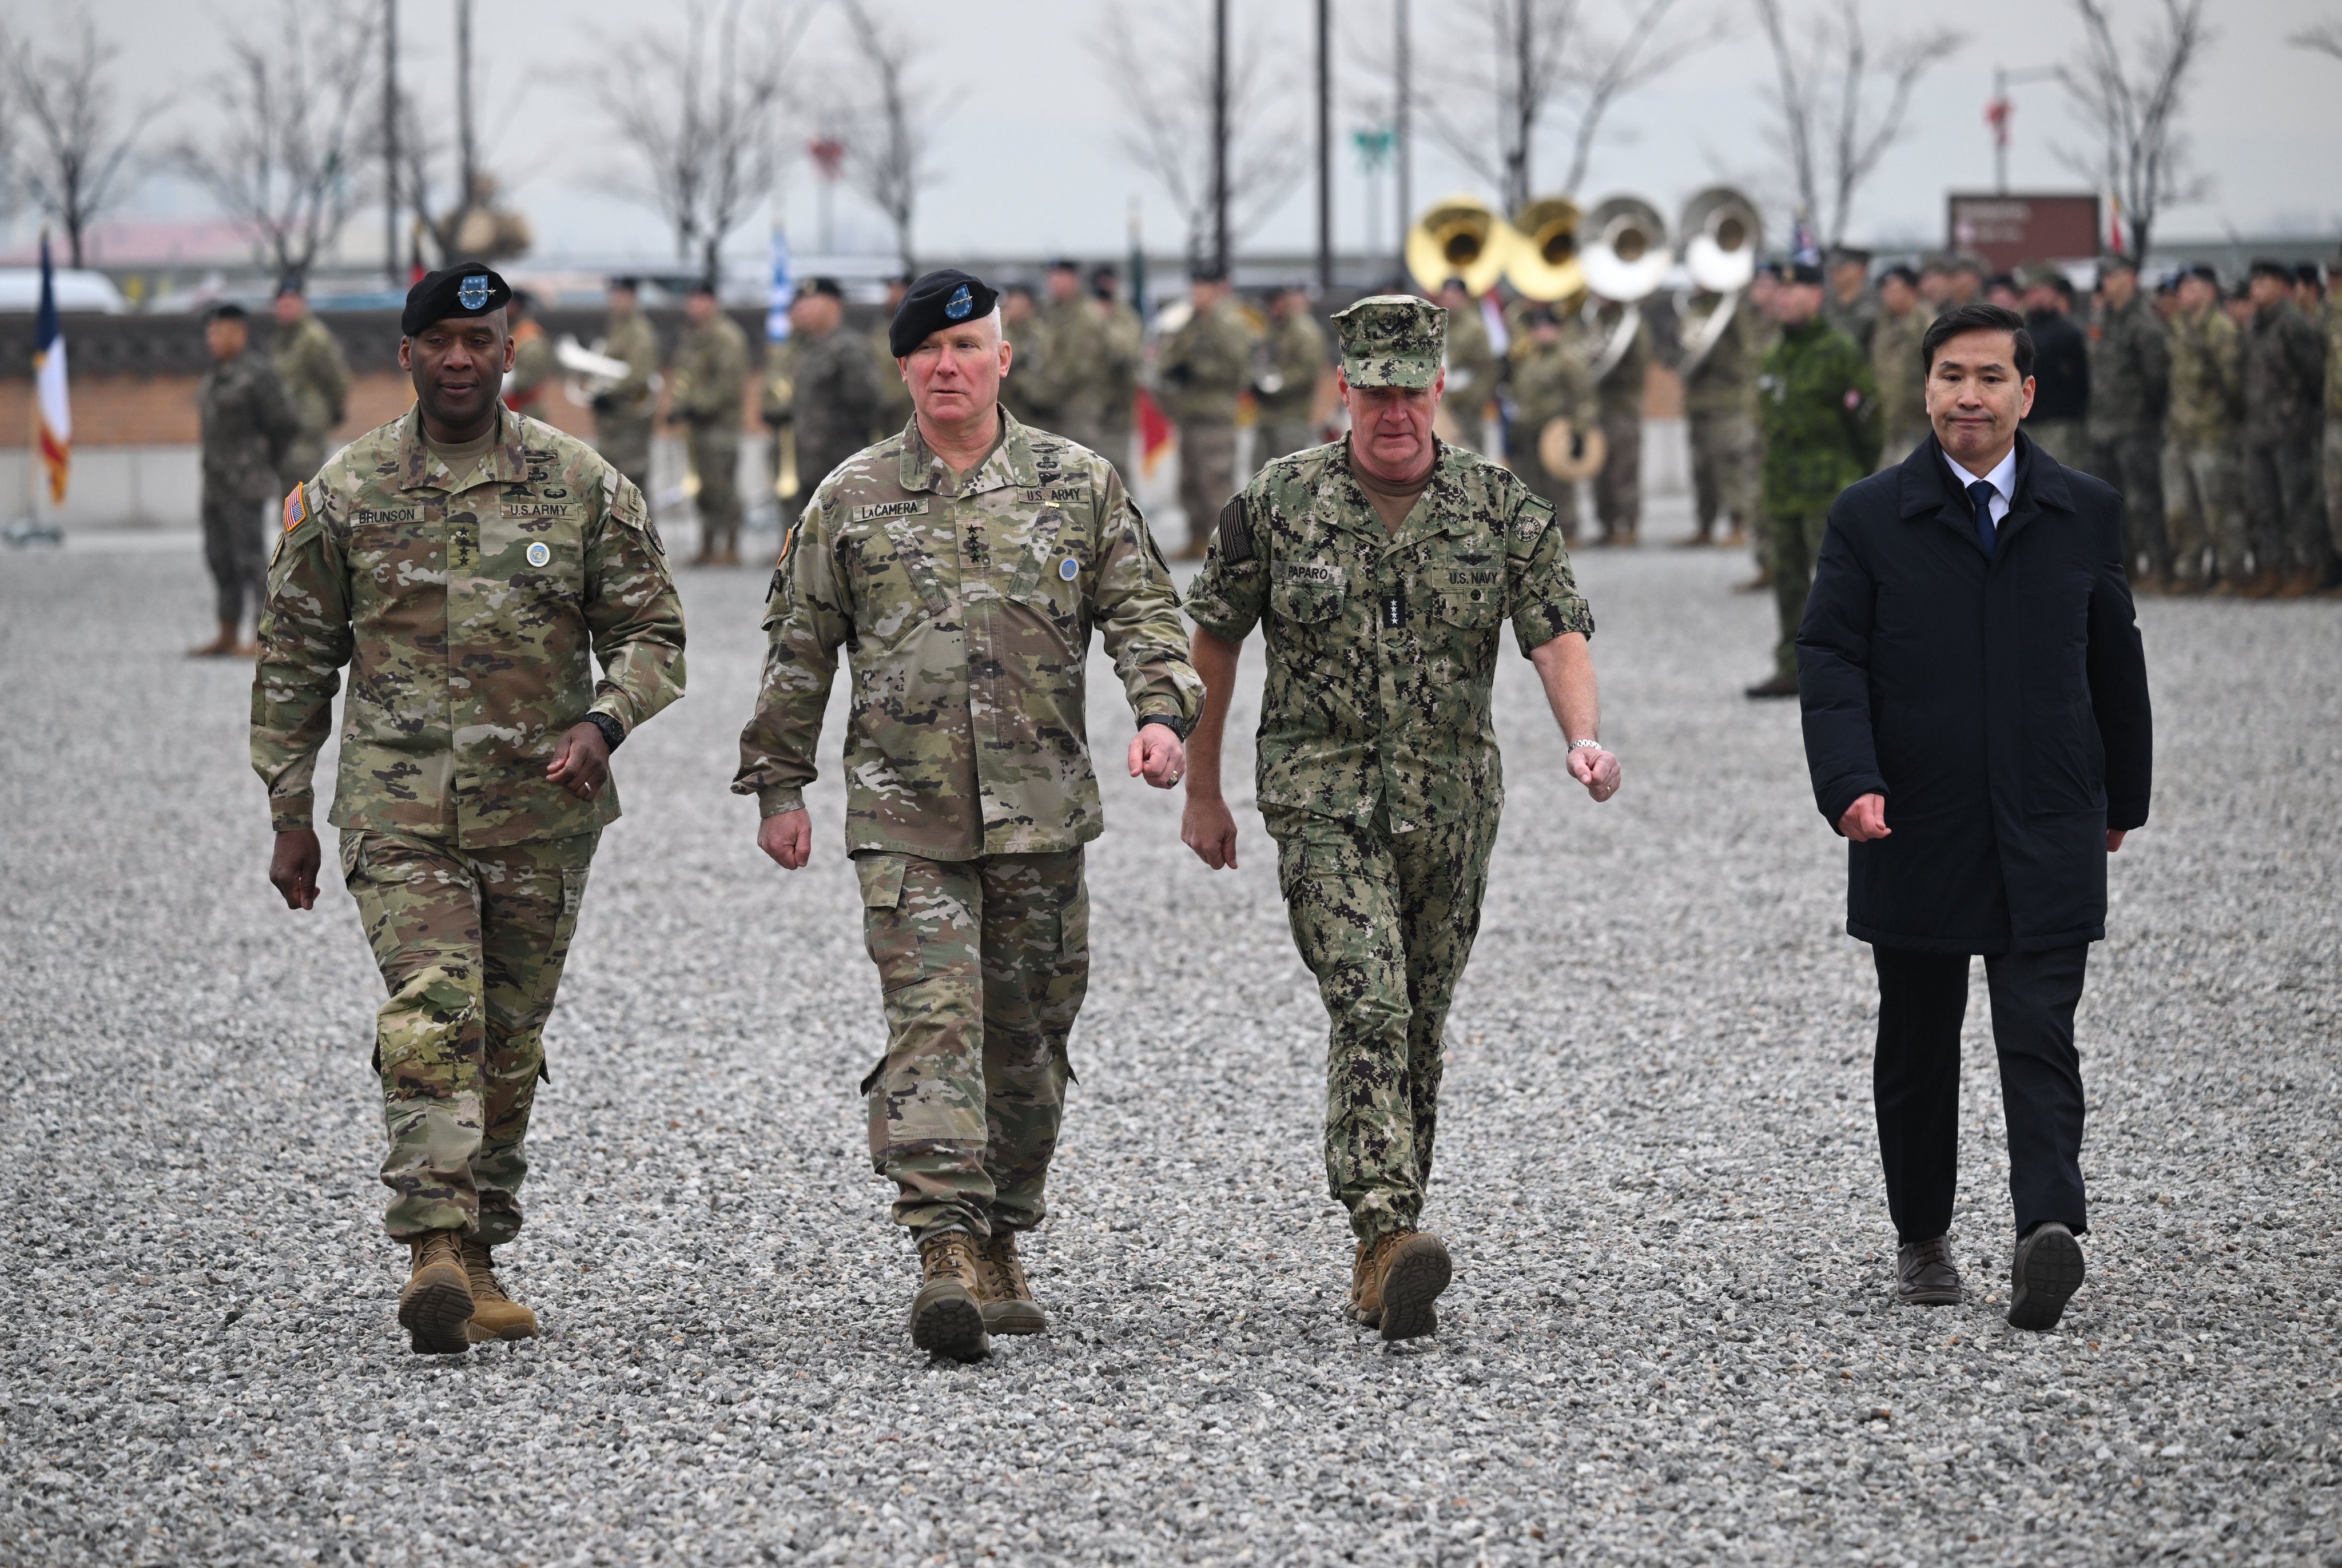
top-left (1405, 196), bottom-right (1514, 297)
top-left (1579, 195), bottom-right (1671, 303)
top-left (1679, 186), bottom-right (1764, 295)
top-left (1505, 196), bottom-right (1585, 303)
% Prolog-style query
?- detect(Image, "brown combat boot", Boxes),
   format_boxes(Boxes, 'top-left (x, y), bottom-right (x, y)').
top-left (186, 620), bottom-right (240, 658)
top-left (909, 1231), bottom-right (989, 1361)
top-left (398, 1229), bottom-right (474, 1355)
top-left (459, 1239), bottom-right (539, 1343)
top-left (1363, 1229), bottom-right (1453, 1342)
top-left (1345, 1239), bottom-right (1383, 1328)
top-left (974, 1229), bottom-right (1047, 1335)
top-left (2276, 568), bottom-right (2320, 599)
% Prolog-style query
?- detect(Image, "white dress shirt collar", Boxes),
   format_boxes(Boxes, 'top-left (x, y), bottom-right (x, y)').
top-left (1941, 442), bottom-right (2017, 527)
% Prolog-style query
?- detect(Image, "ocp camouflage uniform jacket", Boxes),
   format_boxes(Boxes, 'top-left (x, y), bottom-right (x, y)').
top-left (272, 314), bottom-right (352, 442)
top-left (1257, 309), bottom-right (1329, 424)
top-left (1156, 299), bottom-right (1255, 425)
top-left (2086, 295), bottom-right (2171, 441)
top-left (1184, 439), bottom-right (1594, 834)
top-left (199, 351), bottom-right (301, 503)
top-left (600, 309), bottom-right (659, 423)
top-left (2164, 305), bottom-right (2242, 447)
top-left (1758, 317), bottom-right (1881, 516)
top-left (1442, 303), bottom-right (1499, 414)
top-left (1868, 305), bottom-right (1930, 440)
top-left (670, 312), bottom-right (749, 432)
top-left (733, 410), bottom-right (1202, 859)
top-left (252, 405), bottom-right (686, 847)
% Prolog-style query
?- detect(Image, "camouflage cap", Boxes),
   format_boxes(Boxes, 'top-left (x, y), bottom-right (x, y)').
top-left (1329, 294), bottom-right (1445, 389)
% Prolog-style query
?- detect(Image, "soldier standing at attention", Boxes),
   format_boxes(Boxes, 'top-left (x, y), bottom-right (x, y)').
top-left (194, 303), bottom-right (300, 657)
top-left (1255, 284), bottom-right (1329, 462)
top-left (1092, 264), bottom-right (1145, 473)
top-left (271, 278), bottom-right (352, 496)
top-left (1745, 261), bottom-right (1879, 699)
top-left (1180, 295), bottom-right (1620, 1340)
top-left (1508, 305), bottom-right (1596, 543)
top-left (1159, 264), bottom-right (1257, 556)
top-left (789, 277), bottom-right (884, 502)
top-left (1583, 291), bottom-right (1652, 547)
top-left (735, 269), bottom-right (1199, 1362)
top-left (872, 273), bottom-right (917, 439)
top-left (502, 289), bottom-right (555, 417)
top-left (997, 282), bottom-right (1051, 429)
top-left (2083, 255), bottom-right (2172, 590)
top-left (2162, 266), bottom-right (2248, 594)
top-left (2324, 254), bottom-right (2342, 595)
top-left (1870, 265), bottom-right (1932, 469)
top-left (251, 264), bottom-right (686, 1354)
top-left (1823, 246), bottom-right (1878, 352)
top-left (1435, 277), bottom-right (1498, 452)
top-left (2019, 268), bottom-right (2091, 467)
top-left (670, 280), bottom-right (751, 565)
top-left (593, 277), bottom-right (659, 499)
top-left (1030, 259), bottom-right (1107, 455)
top-left (1677, 278), bottom-right (1764, 548)
top-left (2240, 258), bottom-right (2331, 596)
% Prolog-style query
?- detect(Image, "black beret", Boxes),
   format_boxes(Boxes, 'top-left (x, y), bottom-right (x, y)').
top-left (1047, 256), bottom-right (1080, 272)
top-left (609, 275), bottom-right (641, 292)
top-left (206, 302), bottom-right (248, 323)
top-left (1881, 264), bottom-right (1919, 287)
top-left (2248, 257), bottom-right (2292, 281)
top-left (403, 262), bottom-right (512, 335)
top-left (2296, 262), bottom-right (2324, 286)
top-left (274, 274), bottom-right (305, 298)
top-left (796, 276), bottom-right (843, 300)
top-left (2186, 262), bottom-right (2221, 284)
top-left (1783, 261), bottom-right (1826, 285)
top-left (889, 268), bottom-right (997, 356)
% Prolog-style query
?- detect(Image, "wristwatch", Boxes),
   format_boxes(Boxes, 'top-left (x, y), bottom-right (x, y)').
top-left (1139, 714), bottom-right (1193, 740)
top-left (584, 712), bottom-right (627, 753)
top-left (1569, 737), bottom-right (1607, 753)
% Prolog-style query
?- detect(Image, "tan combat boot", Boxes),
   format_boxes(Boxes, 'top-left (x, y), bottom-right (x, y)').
top-left (909, 1231), bottom-right (989, 1361)
top-left (1365, 1229), bottom-right (1453, 1343)
top-left (1346, 1239), bottom-right (1383, 1328)
top-left (398, 1229), bottom-right (474, 1354)
top-left (460, 1239), bottom-right (539, 1343)
top-left (974, 1229), bottom-right (1047, 1335)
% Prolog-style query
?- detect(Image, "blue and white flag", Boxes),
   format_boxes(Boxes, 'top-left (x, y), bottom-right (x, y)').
top-left (767, 226), bottom-right (793, 343)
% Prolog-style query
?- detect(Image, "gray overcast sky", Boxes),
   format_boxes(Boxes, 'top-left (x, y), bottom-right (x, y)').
top-left (13, 0), bottom-right (2342, 270)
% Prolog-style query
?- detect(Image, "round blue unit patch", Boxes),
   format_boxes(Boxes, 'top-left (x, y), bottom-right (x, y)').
top-left (1059, 556), bottom-right (1079, 581)
top-left (526, 541), bottom-right (551, 567)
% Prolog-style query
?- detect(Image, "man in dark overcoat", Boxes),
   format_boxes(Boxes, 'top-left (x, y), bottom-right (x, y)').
top-left (1796, 302), bottom-right (2153, 1332)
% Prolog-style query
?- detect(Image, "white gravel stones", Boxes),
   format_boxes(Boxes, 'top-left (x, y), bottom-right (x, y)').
top-left (3, 504), bottom-right (2337, 1565)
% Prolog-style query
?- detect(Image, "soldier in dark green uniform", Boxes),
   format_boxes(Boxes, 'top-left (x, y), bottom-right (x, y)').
top-left (2083, 255), bottom-right (2171, 588)
top-left (271, 278), bottom-right (352, 495)
top-left (1182, 295), bottom-right (1621, 1342)
top-left (251, 264), bottom-right (687, 1354)
top-left (194, 303), bottom-right (300, 656)
top-left (1746, 261), bottom-right (1879, 698)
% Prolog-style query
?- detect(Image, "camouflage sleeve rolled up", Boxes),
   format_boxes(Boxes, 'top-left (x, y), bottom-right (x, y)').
top-left (251, 483), bottom-right (353, 831)
top-left (583, 469), bottom-right (688, 735)
top-left (1503, 491), bottom-right (1596, 655)
top-left (734, 491), bottom-right (849, 816)
top-left (1090, 468), bottom-right (1205, 729)
top-left (1182, 494), bottom-right (1270, 643)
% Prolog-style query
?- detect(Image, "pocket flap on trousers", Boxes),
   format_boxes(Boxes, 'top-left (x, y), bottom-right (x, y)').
top-left (854, 854), bottom-right (907, 910)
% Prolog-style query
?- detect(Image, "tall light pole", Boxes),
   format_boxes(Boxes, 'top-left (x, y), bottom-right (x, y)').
top-left (1394, 0), bottom-right (1410, 279)
top-left (383, 0), bottom-right (400, 286)
top-left (1316, 0), bottom-right (1332, 289)
top-left (1212, 0), bottom-right (1230, 276)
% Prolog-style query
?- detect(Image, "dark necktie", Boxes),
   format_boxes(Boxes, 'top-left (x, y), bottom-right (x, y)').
top-left (1967, 479), bottom-right (1998, 557)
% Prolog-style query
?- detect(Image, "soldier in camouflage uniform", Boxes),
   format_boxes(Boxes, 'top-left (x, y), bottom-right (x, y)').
top-left (250, 264), bottom-right (686, 1355)
top-left (1436, 278), bottom-right (1499, 453)
top-left (788, 278), bottom-right (883, 506)
top-left (593, 278), bottom-right (660, 498)
top-left (1747, 261), bottom-right (1879, 698)
top-left (502, 289), bottom-right (555, 419)
top-left (1823, 246), bottom-right (1879, 352)
top-left (735, 268), bottom-right (1200, 1362)
top-left (1506, 305), bottom-right (1596, 543)
top-left (1091, 264), bottom-right (1145, 475)
top-left (2240, 259), bottom-right (2330, 596)
top-left (2325, 254), bottom-right (2342, 595)
top-left (872, 275), bottom-right (917, 440)
top-left (1030, 260), bottom-right (1112, 456)
top-left (194, 303), bottom-right (300, 656)
top-left (2162, 266), bottom-right (2248, 593)
top-left (1677, 284), bottom-right (1764, 547)
top-left (1870, 266), bottom-right (1932, 470)
top-left (271, 279), bottom-right (352, 495)
top-left (1158, 266), bottom-right (1258, 556)
top-left (1584, 293), bottom-right (1652, 546)
top-left (997, 282), bottom-right (1051, 429)
top-left (669, 281), bottom-right (750, 564)
top-left (1255, 285), bottom-right (1329, 461)
top-left (1182, 295), bottom-right (1620, 1342)
top-left (2083, 255), bottom-right (2172, 588)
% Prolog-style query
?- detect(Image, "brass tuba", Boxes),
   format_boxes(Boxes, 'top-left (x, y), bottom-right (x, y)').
top-left (1405, 196), bottom-right (1516, 297)
top-left (1678, 186), bottom-right (1764, 295)
top-left (1505, 196), bottom-right (1585, 303)
top-left (1579, 195), bottom-right (1671, 303)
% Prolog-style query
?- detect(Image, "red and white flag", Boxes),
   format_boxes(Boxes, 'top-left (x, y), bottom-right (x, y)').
top-left (34, 229), bottom-right (71, 504)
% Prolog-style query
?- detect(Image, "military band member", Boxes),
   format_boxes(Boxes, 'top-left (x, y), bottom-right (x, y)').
top-left (1181, 295), bottom-right (1620, 1341)
top-left (671, 280), bottom-right (750, 565)
top-left (252, 263), bottom-right (687, 1354)
top-left (1678, 281), bottom-right (1764, 547)
top-left (271, 277), bottom-right (352, 495)
top-left (593, 277), bottom-right (660, 498)
top-left (503, 289), bottom-right (555, 417)
top-left (1159, 265), bottom-right (1257, 556)
top-left (735, 269), bottom-right (1200, 1361)
top-left (1032, 258), bottom-right (1112, 457)
top-left (1091, 264), bottom-right (1146, 474)
top-left (1255, 284), bottom-right (1329, 462)
top-left (1584, 292), bottom-right (1652, 546)
top-left (1435, 276), bottom-right (1498, 453)
top-left (195, 303), bottom-right (300, 657)
top-left (1507, 305), bottom-right (1596, 542)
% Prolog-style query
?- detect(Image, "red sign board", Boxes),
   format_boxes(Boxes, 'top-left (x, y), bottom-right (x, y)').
top-left (1946, 193), bottom-right (2102, 270)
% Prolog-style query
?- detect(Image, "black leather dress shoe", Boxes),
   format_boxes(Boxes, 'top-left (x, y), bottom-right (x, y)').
top-left (1895, 1236), bottom-right (1963, 1304)
top-left (2007, 1221), bottom-right (2085, 1330)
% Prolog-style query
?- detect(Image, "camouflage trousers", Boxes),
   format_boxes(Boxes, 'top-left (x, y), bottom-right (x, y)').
top-left (1592, 410), bottom-right (1643, 538)
top-left (1263, 803), bottom-right (1496, 1244)
top-left (341, 827), bottom-right (596, 1244)
top-left (1687, 408), bottom-right (1756, 536)
top-left (856, 849), bottom-right (1088, 1239)
top-left (2163, 440), bottom-right (2247, 583)
top-left (689, 427), bottom-right (743, 557)
top-left (2086, 430), bottom-right (2168, 579)
top-left (2242, 437), bottom-right (2328, 576)
top-left (1767, 511), bottom-right (1828, 679)
top-left (200, 491), bottom-right (271, 627)
top-left (1178, 421), bottom-right (1238, 553)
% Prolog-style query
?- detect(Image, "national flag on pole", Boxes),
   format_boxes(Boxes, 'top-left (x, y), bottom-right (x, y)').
top-left (767, 225), bottom-right (793, 343)
top-left (1135, 387), bottom-right (1176, 480)
top-left (1791, 208), bottom-right (1822, 269)
top-left (34, 229), bottom-right (71, 505)
top-left (2105, 193), bottom-right (2126, 254)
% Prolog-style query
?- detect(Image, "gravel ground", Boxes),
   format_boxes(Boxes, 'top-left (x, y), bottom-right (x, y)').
top-left (3, 502), bottom-right (2337, 1567)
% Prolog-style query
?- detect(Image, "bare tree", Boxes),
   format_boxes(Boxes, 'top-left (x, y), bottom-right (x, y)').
top-left (7, 13), bottom-right (165, 266)
top-left (594, 0), bottom-right (814, 282)
top-left (1421, 0), bottom-right (1705, 211)
top-left (834, 0), bottom-right (931, 271)
top-left (176, 0), bottom-right (379, 281)
top-left (2055, 0), bottom-right (2209, 257)
top-left (2294, 17), bottom-right (2342, 61)
top-left (1754, 0), bottom-right (1961, 249)
top-left (1096, 1), bottom-right (1307, 264)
